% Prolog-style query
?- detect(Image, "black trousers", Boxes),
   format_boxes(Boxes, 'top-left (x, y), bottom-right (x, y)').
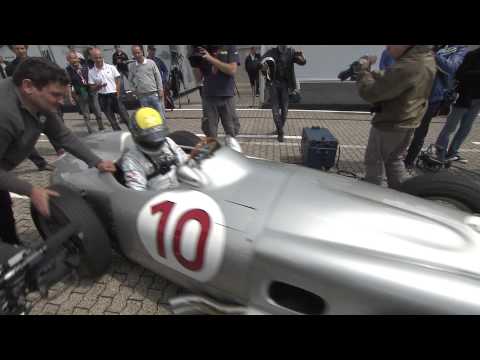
top-left (269, 81), bottom-right (289, 134)
top-left (404, 101), bottom-right (442, 166)
top-left (98, 93), bottom-right (129, 131)
top-left (0, 190), bottom-right (20, 245)
top-left (248, 72), bottom-right (260, 95)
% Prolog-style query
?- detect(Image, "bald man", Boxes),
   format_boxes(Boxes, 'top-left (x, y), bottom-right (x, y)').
top-left (88, 48), bottom-right (129, 131)
top-left (65, 51), bottom-right (98, 133)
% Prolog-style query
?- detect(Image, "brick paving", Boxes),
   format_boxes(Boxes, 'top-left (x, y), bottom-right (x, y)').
top-left (10, 85), bottom-right (480, 315)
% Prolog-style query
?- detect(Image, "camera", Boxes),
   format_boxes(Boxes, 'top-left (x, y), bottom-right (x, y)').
top-left (0, 223), bottom-right (79, 315)
top-left (338, 60), bottom-right (364, 81)
top-left (338, 55), bottom-right (376, 81)
top-left (188, 45), bottom-right (222, 68)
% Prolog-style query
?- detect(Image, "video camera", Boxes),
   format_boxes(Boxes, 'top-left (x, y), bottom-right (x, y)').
top-left (338, 55), bottom-right (377, 82)
top-left (188, 45), bottom-right (222, 68)
top-left (0, 224), bottom-right (79, 315)
top-left (337, 61), bottom-right (364, 81)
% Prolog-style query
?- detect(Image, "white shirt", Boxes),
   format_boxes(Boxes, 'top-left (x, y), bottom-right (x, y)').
top-left (88, 62), bottom-right (120, 94)
top-left (135, 57), bottom-right (147, 66)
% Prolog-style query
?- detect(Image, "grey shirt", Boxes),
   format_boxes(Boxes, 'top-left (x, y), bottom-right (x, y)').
top-left (128, 58), bottom-right (163, 97)
top-left (0, 78), bottom-right (102, 195)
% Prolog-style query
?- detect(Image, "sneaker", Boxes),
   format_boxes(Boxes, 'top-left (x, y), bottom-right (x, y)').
top-left (455, 155), bottom-right (468, 163)
top-left (445, 154), bottom-right (460, 162)
top-left (277, 133), bottom-right (284, 143)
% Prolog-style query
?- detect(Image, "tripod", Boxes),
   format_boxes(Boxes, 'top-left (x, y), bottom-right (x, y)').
top-left (169, 51), bottom-right (190, 109)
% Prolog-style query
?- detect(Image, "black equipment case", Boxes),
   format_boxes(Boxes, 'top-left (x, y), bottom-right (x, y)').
top-left (300, 127), bottom-right (338, 171)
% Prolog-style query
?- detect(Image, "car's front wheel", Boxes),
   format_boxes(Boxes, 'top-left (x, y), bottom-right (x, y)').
top-left (31, 184), bottom-right (112, 278)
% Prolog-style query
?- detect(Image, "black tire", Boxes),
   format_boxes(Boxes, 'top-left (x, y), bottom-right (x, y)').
top-left (399, 172), bottom-right (480, 213)
top-left (169, 131), bottom-right (201, 154)
top-left (31, 184), bottom-right (112, 278)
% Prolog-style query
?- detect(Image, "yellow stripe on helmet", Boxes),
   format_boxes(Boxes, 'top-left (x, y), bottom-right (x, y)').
top-left (135, 107), bottom-right (164, 129)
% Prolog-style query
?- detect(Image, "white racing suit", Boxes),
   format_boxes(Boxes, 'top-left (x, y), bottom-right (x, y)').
top-left (120, 137), bottom-right (188, 191)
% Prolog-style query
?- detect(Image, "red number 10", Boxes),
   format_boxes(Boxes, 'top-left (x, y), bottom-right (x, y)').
top-left (151, 201), bottom-right (211, 271)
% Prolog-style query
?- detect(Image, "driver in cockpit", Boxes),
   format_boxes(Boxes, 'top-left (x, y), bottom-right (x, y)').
top-left (120, 107), bottom-right (188, 191)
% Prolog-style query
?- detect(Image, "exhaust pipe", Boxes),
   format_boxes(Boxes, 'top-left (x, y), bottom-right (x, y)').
top-left (169, 295), bottom-right (248, 315)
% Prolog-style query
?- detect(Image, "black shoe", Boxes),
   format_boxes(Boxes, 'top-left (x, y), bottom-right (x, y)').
top-left (447, 154), bottom-right (468, 163)
top-left (38, 163), bottom-right (55, 172)
top-left (404, 161), bottom-right (414, 170)
top-left (277, 133), bottom-right (284, 142)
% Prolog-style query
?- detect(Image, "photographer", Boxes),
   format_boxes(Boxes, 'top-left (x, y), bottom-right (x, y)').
top-left (190, 45), bottom-right (240, 139)
top-left (355, 45), bottom-right (436, 189)
top-left (260, 45), bottom-right (306, 142)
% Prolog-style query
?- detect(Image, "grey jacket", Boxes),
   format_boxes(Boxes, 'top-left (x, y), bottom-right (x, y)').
top-left (128, 58), bottom-right (163, 97)
top-left (120, 137), bottom-right (188, 191)
top-left (0, 78), bottom-right (102, 195)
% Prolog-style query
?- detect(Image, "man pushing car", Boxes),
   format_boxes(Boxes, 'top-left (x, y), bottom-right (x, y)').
top-left (0, 57), bottom-right (116, 246)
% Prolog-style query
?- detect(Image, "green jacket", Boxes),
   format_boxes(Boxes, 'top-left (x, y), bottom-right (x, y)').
top-left (357, 46), bottom-right (437, 129)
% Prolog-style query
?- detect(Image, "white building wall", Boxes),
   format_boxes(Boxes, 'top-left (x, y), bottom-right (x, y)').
top-left (261, 45), bottom-right (387, 81)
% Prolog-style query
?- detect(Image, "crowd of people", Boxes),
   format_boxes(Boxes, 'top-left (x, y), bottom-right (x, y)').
top-left (0, 44), bottom-right (479, 247)
top-left (357, 45), bottom-right (479, 189)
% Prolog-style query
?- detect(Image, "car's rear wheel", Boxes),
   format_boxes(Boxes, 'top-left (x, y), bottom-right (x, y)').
top-left (169, 131), bottom-right (202, 154)
top-left (31, 184), bottom-right (112, 278)
top-left (399, 172), bottom-right (480, 214)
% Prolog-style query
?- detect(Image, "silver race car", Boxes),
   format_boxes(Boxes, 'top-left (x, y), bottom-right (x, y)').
top-left (29, 130), bottom-right (480, 315)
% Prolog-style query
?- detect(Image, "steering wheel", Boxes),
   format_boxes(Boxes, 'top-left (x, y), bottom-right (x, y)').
top-left (189, 137), bottom-right (221, 161)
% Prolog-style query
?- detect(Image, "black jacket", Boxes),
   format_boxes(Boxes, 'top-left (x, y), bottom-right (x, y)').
top-left (245, 53), bottom-right (260, 75)
top-left (455, 48), bottom-right (480, 106)
top-left (5, 57), bottom-right (22, 77)
top-left (260, 47), bottom-right (306, 91)
top-left (112, 51), bottom-right (129, 74)
top-left (65, 64), bottom-right (90, 95)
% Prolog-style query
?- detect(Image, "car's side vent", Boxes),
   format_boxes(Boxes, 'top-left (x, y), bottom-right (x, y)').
top-left (268, 281), bottom-right (326, 315)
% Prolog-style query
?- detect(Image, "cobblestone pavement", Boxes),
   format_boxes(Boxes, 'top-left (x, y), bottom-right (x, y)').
top-left (11, 88), bottom-right (480, 315)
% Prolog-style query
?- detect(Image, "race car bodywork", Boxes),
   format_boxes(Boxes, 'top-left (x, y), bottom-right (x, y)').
top-left (41, 131), bottom-right (480, 314)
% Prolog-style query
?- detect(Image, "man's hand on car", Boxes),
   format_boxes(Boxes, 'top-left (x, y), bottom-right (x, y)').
top-left (30, 187), bottom-right (60, 217)
top-left (96, 160), bottom-right (116, 173)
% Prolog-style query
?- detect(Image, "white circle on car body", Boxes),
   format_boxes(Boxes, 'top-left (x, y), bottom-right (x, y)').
top-left (137, 190), bottom-right (226, 282)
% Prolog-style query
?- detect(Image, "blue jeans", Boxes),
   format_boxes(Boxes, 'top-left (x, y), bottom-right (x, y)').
top-left (435, 99), bottom-right (480, 159)
top-left (139, 93), bottom-right (167, 120)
